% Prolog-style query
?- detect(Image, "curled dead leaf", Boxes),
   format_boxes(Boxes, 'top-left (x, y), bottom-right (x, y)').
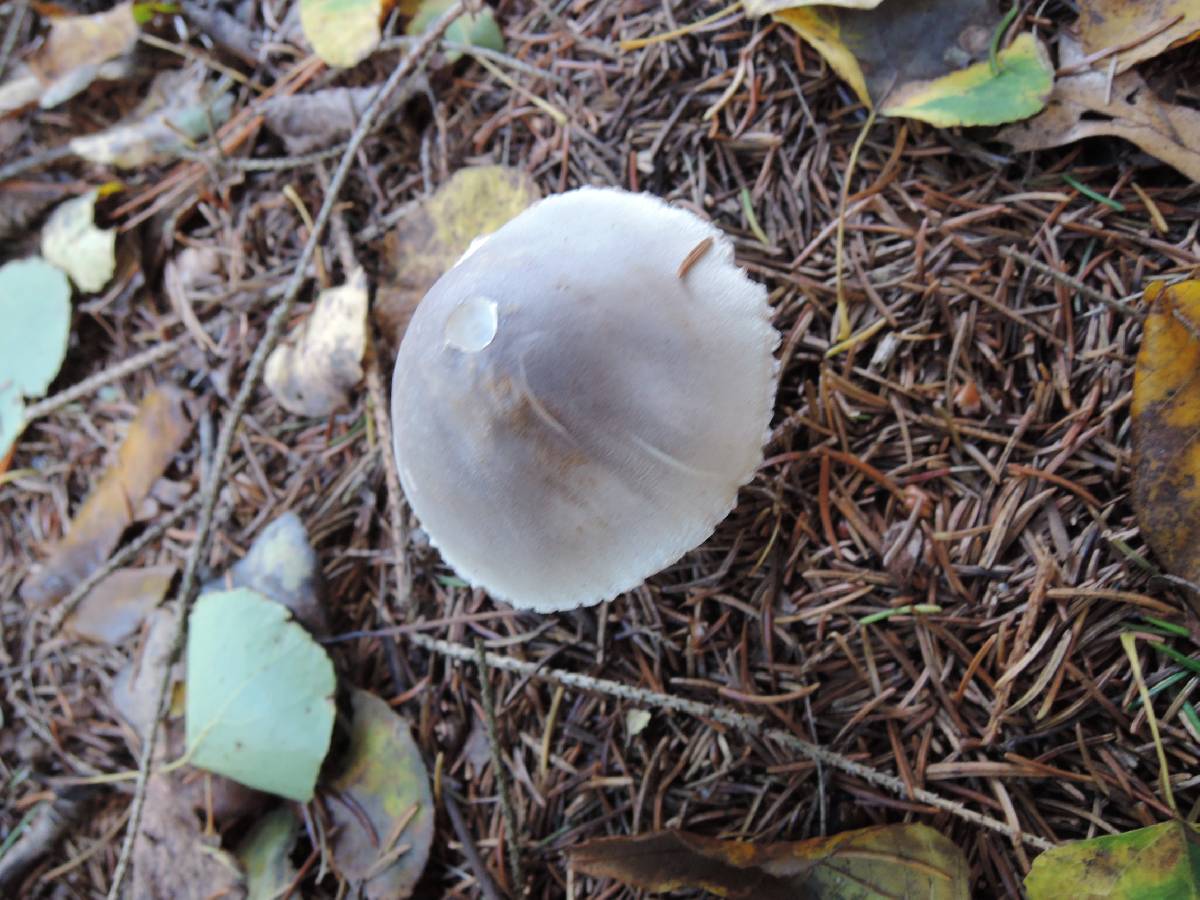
top-left (265, 268), bottom-right (368, 417)
top-left (997, 35), bottom-right (1200, 182)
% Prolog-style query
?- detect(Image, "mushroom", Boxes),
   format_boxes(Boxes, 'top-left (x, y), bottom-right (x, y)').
top-left (391, 187), bottom-right (779, 611)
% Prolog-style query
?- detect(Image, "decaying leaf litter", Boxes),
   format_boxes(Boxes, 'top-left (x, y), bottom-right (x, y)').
top-left (2, 0), bottom-right (1200, 896)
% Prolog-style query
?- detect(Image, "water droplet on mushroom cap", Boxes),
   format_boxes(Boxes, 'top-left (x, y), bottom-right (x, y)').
top-left (391, 187), bottom-right (779, 611)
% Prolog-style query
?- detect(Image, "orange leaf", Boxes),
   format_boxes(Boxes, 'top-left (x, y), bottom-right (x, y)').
top-left (22, 388), bottom-right (192, 605)
top-left (571, 825), bottom-right (969, 899)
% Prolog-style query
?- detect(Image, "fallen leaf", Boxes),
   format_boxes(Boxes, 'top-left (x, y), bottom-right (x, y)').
top-left (997, 34), bottom-right (1200, 182)
top-left (772, 0), bottom-right (1052, 126)
top-left (261, 81), bottom-right (426, 155)
top-left (1025, 820), bottom-right (1200, 899)
top-left (29, 2), bottom-right (139, 83)
top-left (327, 689), bottom-right (435, 899)
top-left (404, 0), bottom-right (504, 61)
top-left (237, 807), bottom-right (300, 900)
top-left (111, 604), bottom-right (182, 747)
top-left (186, 588), bottom-right (336, 802)
top-left (63, 565), bottom-right (174, 644)
top-left (0, 257), bottom-right (72, 397)
top-left (571, 824), bottom-right (970, 900)
top-left (626, 708), bottom-right (651, 738)
top-left (0, 2), bottom-right (141, 110)
top-left (883, 33), bottom-right (1053, 127)
top-left (132, 774), bottom-right (246, 900)
top-left (265, 267), bottom-right (368, 417)
top-left (21, 387), bottom-right (192, 605)
top-left (300, 0), bottom-right (387, 68)
top-left (40, 190), bottom-right (117, 293)
top-left (1132, 280), bottom-right (1200, 593)
top-left (69, 65), bottom-right (235, 168)
top-left (375, 165), bottom-right (539, 343)
top-left (201, 511), bottom-right (328, 636)
top-left (1079, 0), bottom-right (1200, 73)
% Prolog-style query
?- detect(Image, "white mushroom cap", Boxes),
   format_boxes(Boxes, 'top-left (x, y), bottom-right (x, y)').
top-left (391, 187), bottom-right (779, 611)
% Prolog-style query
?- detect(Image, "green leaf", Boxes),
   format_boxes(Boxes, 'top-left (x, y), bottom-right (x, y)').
top-left (406, 0), bottom-right (503, 60)
top-left (40, 191), bottom-right (117, 293)
top-left (1025, 821), bottom-right (1200, 900)
top-left (185, 588), bottom-right (335, 802)
top-left (237, 807), bottom-right (299, 900)
top-left (882, 33), bottom-right (1053, 126)
top-left (328, 689), bottom-right (435, 898)
top-left (0, 257), bottom-right (72, 398)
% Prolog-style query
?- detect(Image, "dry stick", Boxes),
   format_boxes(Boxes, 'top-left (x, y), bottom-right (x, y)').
top-left (999, 247), bottom-right (1141, 318)
top-left (25, 333), bottom-right (196, 421)
top-left (414, 634), bottom-right (1057, 853)
top-left (475, 640), bottom-right (527, 894)
top-left (103, 7), bottom-right (467, 895)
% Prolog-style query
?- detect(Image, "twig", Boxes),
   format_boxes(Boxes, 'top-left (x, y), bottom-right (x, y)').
top-left (413, 633), bottom-right (1057, 853)
top-left (0, 0), bottom-right (28, 81)
top-left (1000, 247), bottom-right (1140, 317)
top-left (103, 7), bottom-right (468, 895)
top-left (0, 145), bottom-right (75, 184)
top-left (475, 639), bottom-right (526, 895)
top-left (0, 788), bottom-right (91, 893)
top-left (25, 333), bottom-right (195, 422)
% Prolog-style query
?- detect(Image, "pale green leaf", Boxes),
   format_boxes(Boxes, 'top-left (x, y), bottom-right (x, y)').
top-left (41, 191), bottom-right (117, 293)
top-left (0, 257), bottom-right (72, 398)
top-left (406, 0), bottom-right (503, 60)
top-left (185, 588), bottom-right (335, 802)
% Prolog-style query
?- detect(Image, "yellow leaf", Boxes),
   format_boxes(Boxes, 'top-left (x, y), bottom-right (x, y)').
top-left (299, 0), bottom-right (388, 68)
top-left (1132, 279), bottom-right (1200, 591)
top-left (375, 165), bottom-right (539, 343)
top-left (1079, 0), bottom-right (1200, 73)
top-left (771, 0), bottom-right (1049, 125)
top-left (882, 33), bottom-right (1052, 126)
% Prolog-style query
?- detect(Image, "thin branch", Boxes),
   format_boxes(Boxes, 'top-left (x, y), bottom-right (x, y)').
top-left (411, 633), bottom-right (1057, 853)
top-left (1000, 247), bottom-right (1141, 318)
top-left (103, 7), bottom-right (467, 895)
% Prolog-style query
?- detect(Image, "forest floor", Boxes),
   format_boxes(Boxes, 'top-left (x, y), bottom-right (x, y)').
top-left (3, 0), bottom-right (1200, 897)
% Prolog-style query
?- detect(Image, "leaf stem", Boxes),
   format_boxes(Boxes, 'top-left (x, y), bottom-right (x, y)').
top-left (989, 3), bottom-right (1020, 75)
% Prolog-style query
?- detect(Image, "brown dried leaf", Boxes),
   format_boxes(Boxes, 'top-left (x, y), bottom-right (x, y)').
top-left (29, 2), bottom-right (138, 82)
top-left (1078, 0), bottom-right (1200, 73)
top-left (996, 34), bottom-right (1200, 182)
top-left (132, 775), bottom-right (245, 900)
top-left (261, 82), bottom-right (424, 156)
top-left (63, 564), bottom-right (174, 644)
top-left (21, 388), bottom-right (192, 605)
top-left (571, 825), bottom-right (970, 900)
top-left (1132, 279), bottom-right (1200, 593)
